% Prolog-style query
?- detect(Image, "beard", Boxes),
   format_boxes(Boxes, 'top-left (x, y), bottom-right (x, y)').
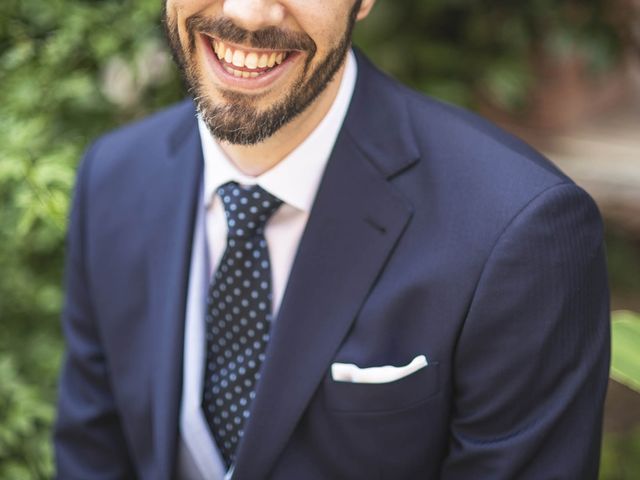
top-left (163, 1), bottom-right (362, 145)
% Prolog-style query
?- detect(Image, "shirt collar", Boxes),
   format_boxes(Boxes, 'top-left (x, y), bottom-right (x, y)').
top-left (199, 49), bottom-right (357, 213)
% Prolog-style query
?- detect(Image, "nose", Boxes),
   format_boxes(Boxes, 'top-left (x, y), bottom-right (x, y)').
top-left (222, 0), bottom-right (285, 32)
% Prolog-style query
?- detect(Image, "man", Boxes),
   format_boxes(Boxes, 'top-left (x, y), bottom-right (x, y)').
top-left (54, 0), bottom-right (610, 478)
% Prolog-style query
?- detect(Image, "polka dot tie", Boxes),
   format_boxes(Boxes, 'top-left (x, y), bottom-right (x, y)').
top-left (202, 181), bottom-right (283, 468)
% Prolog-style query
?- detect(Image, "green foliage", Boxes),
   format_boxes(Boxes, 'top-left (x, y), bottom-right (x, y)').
top-left (611, 311), bottom-right (640, 393)
top-left (606, 230), bottom-right (640, 294)
top-left (0, 355), bottom-right (55, 479)
top-left (600, 428), bottom-right (640, 480)
top-left (0, 0), bottom-right (631, 477)
top-left (354, 0), bottom-right (622, 109)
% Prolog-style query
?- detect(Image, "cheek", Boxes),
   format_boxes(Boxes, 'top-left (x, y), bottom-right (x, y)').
top-left (293, 10), bottom-right (349, 52)
top-left (166, 0), bottom-right (209, 50)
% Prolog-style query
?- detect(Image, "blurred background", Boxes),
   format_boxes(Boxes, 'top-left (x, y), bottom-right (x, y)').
top-left (1, 0), bottom-right (639, 478)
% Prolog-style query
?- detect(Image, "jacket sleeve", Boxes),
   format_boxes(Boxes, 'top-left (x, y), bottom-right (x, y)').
top-left (54, 141), bottom-right (137, 479)
top-left (440, 183), bottom-right (610, 479)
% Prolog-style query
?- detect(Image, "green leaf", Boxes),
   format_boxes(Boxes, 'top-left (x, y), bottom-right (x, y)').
top-left (611, 310), bottom-right (640, 393)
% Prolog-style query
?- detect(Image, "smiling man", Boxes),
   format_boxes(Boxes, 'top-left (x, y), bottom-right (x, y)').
top-left (54, 1), bottom-right (610, 479)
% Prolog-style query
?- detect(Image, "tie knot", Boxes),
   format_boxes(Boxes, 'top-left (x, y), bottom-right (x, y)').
top-left (217, 182), bottom-right (282, 238)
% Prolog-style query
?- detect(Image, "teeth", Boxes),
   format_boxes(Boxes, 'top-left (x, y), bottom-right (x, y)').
top-left (245, 52), bottom-right (258, 69)
top-left (232, 50), bottom-right (245, 67)
top-left (212, 39), bottom-right (290, 78)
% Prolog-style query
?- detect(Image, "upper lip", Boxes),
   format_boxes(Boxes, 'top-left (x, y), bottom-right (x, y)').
top-left (202, 33), bottom-right (296, 54)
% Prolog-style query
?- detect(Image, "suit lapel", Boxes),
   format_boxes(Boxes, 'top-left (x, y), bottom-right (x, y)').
top-left (232, 51), bottom-right (419, 479)
top-left (144, 105), bottom-right (203, 480)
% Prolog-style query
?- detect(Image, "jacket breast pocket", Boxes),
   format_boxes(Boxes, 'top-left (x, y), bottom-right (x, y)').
top-left (322, 362), bottom-right (440, 414)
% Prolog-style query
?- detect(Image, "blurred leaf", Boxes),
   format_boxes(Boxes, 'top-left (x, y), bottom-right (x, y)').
top-left (611, 311), bottom-right (640, 393)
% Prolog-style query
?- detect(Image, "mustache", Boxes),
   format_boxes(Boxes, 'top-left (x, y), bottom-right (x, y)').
top-left (186, 16), bottom-right (317, 54)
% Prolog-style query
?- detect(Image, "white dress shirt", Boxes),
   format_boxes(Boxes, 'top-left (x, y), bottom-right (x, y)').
top-left (178, 50), bottom-right (357, 480)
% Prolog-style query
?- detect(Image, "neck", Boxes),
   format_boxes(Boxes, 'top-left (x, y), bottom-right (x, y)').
top-left (218, 60), bottom-right (348, 177)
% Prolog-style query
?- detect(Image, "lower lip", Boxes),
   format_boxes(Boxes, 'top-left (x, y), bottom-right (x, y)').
top-left (200, 34), bottom-right (300, 91)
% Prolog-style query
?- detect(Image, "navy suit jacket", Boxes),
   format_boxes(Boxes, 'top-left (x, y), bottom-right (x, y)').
top-left (55, 51), bottom-right (610, 479)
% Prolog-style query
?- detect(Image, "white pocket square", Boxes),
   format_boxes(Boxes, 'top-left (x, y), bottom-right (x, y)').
top-left (331, 355), bottom-right (428, 384)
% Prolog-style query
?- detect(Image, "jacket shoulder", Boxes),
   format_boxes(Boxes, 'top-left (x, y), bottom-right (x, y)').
top-left (398, 85), bottom-right (571, 190)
